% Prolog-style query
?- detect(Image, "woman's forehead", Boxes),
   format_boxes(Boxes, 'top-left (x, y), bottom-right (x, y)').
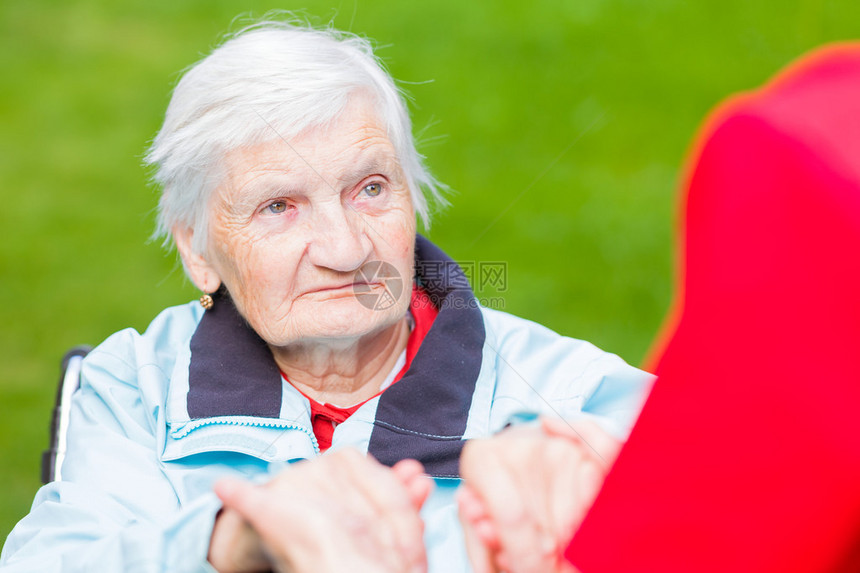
top-left (226, 139), bottom-right (399, 191)
top-left (224, 110), bottom-right (400, 189)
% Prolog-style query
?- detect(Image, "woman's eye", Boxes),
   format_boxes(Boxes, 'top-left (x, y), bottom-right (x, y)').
top-left (266, 201), bottom-right (288, 214)
top-left (361, 182), bottom-right (383, 197)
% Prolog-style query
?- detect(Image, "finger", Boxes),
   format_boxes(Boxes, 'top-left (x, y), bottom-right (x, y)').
top-left (216, 479), bottom-right (281, 533)
top-left (392, 459), bottom-right (435, 511)
top-left (214, 477), bottom-right (260, 516)
top-left (391, 458), bottom-right (424, 481)
top-left (544, 439), bottom-right (585, 549)
top-left (575, 457), bottom-right (604, 519)
top-left (541, 418), bottom-right (622, 466)
top-left (456, 485), bottom-right (500, 550)
top-left (458, 490), bottom-right (500, 573)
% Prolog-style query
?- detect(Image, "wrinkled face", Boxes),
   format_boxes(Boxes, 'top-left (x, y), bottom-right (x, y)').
top-left (182, 96), bottom-right (416, 348)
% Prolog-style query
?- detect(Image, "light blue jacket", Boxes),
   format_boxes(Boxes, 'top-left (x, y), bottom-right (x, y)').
top-left (1, 237), bottom-right (651, 572)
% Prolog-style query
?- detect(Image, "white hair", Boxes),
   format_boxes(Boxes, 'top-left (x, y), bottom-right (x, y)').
top-left (145, 19), bottom-right (445, 253)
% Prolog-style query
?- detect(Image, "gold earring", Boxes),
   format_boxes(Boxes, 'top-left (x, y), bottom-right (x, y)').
top-left (199, 293), bottom-right (214, 310)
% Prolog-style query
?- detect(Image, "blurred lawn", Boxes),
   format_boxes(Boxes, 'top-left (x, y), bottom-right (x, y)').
top-left (2, 0), bottom-right (859, 542)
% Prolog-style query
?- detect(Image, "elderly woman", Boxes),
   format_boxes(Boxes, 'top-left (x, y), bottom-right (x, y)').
top-left (0, 21), bottom-right (650, 573)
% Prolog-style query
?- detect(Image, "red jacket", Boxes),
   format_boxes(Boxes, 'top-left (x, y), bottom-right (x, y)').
top-left (569, 44), bottom-right (860, 572)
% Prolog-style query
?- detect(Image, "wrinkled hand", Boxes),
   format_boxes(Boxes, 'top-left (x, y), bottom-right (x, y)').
top-left (209, 450), bottom-right (433, 573)
top-left (458, 418), bottom-right (622, 573)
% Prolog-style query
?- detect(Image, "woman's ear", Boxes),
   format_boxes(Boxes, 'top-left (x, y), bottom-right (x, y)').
top-left (173, 226), bottom-right (222, 294)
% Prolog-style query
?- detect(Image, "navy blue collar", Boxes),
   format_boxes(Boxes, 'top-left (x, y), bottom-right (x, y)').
top-left (187, 235), bottom-right (485, 477)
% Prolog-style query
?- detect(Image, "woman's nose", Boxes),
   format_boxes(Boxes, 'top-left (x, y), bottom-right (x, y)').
top-left (306, 202), bottom-right (373, 272)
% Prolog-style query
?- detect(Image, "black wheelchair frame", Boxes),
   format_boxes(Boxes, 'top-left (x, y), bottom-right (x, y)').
top-left (41, 346), bottom-right (91, 484)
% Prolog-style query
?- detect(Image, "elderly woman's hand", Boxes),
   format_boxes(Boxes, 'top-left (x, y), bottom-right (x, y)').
top-left (209, 450), bottom-right (433, 573)
top-left (457, 418), bottom-right (622, 573)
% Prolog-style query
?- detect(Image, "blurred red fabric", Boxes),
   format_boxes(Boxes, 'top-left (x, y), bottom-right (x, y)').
top-left (568, 44), bottom-right (860, 572)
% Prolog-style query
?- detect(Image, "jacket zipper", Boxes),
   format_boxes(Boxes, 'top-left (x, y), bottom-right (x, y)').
top-left (170, 416), bottom-right (320, 454)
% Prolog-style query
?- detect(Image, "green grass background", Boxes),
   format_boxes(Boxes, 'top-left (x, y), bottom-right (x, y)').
top-left (2, 0), bottom-right (858, 542)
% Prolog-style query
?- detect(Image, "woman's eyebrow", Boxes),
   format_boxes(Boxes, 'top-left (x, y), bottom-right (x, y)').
top-left (230, 173), bottom-right (303, 210)
top-left (336, 156), bottom-right (396, 186)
